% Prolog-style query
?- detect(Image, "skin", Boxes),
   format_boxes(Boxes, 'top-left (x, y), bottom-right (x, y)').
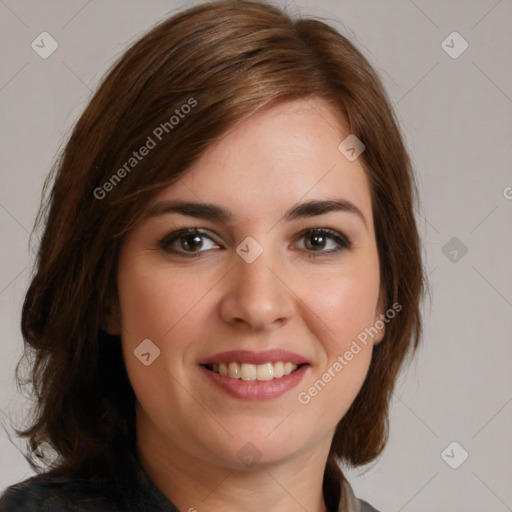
top-left (106, 98), bottom-right (385, 512)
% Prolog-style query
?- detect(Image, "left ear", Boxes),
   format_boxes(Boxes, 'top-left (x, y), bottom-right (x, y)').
top-left (372, 290), bottom-right (387, 345)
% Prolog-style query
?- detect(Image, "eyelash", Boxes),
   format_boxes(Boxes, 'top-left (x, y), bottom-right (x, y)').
top-left (157, 227), bottom-right (352, 258)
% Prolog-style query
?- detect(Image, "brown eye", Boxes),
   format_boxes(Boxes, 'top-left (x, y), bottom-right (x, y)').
top-left (296, 228), bottom-right (351, 255)
top-left (159, 229), bottom-right (220, 256)
top-left (180, 233), bottom-right (204, 252)
top-left (304, 231), bottom-right (328, 251)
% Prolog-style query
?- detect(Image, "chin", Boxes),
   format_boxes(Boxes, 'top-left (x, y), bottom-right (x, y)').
top-left (204, 424), bottom-right (318, 471)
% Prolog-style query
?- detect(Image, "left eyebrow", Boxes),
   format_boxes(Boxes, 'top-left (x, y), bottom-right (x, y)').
top-left (143, 198), bottom-right (368, 230)
top-left (283, 199), bottom-right (368, 230)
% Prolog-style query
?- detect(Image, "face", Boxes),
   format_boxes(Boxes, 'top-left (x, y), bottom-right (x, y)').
top-left (108, 98), bottom-right (386, 470)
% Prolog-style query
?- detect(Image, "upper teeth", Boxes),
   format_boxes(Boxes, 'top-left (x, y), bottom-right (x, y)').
top-left (211, 362), bottom-right (299, 381)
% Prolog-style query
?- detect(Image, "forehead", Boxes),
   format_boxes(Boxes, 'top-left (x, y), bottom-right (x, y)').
top-left (148, 98), bottom-right (372, 224)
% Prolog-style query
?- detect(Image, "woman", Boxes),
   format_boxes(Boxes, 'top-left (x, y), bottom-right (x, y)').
top-left (0, 1), bottom-right (425, 511)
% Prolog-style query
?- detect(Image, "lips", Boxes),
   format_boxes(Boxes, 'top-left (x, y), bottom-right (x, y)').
top-left (198, 349), bottom-right (309, 366)
top-left (198, 349), bottom-right (310, 399)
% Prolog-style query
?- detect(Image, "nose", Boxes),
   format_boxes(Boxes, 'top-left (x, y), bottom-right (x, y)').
top-left (219, 246), bottom-right (295, 332)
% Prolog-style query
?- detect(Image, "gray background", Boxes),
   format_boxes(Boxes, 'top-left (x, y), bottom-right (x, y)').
top-left (1, 1), bottom-right (511, 510)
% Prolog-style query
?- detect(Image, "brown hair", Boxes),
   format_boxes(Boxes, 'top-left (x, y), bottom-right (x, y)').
top-left (16, 0), bottom-right (425, 505)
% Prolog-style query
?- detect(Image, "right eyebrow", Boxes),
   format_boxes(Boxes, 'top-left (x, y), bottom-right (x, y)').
top-left (143, 200), bottom-right (232, 223)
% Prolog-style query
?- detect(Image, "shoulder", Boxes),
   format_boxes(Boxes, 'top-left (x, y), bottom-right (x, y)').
top-left (0, 473), bottom-right (120, 511)
top-left (0, 460), bottom-right (178, 512)
top-left (339, 477), bottom-right (382, 512)
top-left (359, 498), bottom-right (382, 512)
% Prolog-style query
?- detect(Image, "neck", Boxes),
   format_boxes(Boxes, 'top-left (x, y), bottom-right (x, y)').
top-left (136, 413), bottom-right (334, 512)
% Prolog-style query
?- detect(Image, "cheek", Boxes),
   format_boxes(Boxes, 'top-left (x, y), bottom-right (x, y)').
top-left (116, 260), bottom-right (218, 395)
top-left (117, 262), bottom-right (208, 344)
top-left (116, 263), bottom-right (210, 418)
top-left (303, 260), bottom-right (381, 353)
top-left (294, 255), bottom-right (380, 415)
top-left (313, 280), bottom-right (377, 369)
top-left (322, 281), bottom-right (379, 343)
top-left (296, 289), bottom-right (377, 426)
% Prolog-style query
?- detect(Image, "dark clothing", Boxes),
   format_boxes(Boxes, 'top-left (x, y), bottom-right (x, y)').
top-left (0, 450), bottom-right (381, 511)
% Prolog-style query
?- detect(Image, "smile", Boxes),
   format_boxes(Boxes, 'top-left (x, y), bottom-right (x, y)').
top-left (198, 349), bottom-right (310, 400)
top-left (204, 361), bottom-right (303, 381)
